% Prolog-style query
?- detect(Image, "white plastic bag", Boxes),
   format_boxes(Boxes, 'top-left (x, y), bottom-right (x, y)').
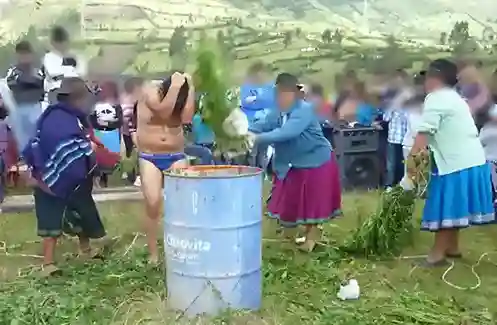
top-left (222, 107), bottom-right (249, 137)
top-left (399, 176), bottom-right (414, 191)
top-left (337, 279), bottom-right (360, 300)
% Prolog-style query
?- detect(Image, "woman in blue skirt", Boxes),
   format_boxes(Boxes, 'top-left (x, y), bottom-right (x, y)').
top-left (407, 59), bottom-right (495, 267)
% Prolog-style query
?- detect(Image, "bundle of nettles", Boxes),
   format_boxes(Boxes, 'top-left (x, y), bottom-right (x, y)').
top-left (193, 39), bottom-right (246, 152)
top-left (342, 152), bottom-right (429, 257)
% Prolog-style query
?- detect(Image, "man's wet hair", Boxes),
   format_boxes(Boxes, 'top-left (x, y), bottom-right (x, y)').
top-left (15, 40), bottom-right (33, 54)
top-left (159, 74), bottom-right (189, 118)
top-left (50, 26), bottom-right (69, 43)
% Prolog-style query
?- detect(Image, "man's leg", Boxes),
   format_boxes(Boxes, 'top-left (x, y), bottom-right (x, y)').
top-left (140, 157), bottom-right (188, 263)
top-left (385, 142), bottom-right (395, 188)
top-left (33, 187), bottom-right (65, 276)
top-left (68, 178), bottom-right (107, 257)
top-left (394, 143), bottom-right (405, 186)
top-left (139, 158), bottom-right (164, 263)
top-left (402, 146), bottom-right (410, 179)
top-left (490, 162), bottom-right (497, 196)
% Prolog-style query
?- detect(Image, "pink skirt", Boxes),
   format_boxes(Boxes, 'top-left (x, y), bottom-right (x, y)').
top-left (268, 154), bottom-right (342, 227)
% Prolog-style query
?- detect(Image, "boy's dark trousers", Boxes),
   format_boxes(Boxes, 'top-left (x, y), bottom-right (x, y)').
top-left (385, 142), bottom-right (404, 187)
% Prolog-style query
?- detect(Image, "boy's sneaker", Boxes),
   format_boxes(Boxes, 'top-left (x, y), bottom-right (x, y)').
top-left (134, 176), bottom-right (141, 187)
top-left (121, 172), bottom-right (128, 180)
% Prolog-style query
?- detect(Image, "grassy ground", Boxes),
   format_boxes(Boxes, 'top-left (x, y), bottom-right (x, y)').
top-left (0, 192), bottom-right (496, 324)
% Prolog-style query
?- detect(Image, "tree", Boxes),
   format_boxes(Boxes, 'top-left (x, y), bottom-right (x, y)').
top-left (169, 26), bottom-right (187, 58)
top-left (331, 29), bottom-right (344, 45)
top-left (449, 21), bottom-right (470, 46)
top-left (169, 26), bottom-right (187, 70)
top-left (18, 26), bottom-right (44, 56)
top-left (482, 26), bottom-right (496, 45)
top-left (385, 34), bottom-right (399, 49)
top-left (295, 27), bottom-right (302, 38)
top-left (283, 31), bottom-right (292, 48)
top-left (217, 30), bottom-right (226, 47)
top-left (439, 32), bottom-right (447, 45)
top-left (0, 41), bottom-right (15, 73)
top-left (53, 9), bottom-right (81, 36)
top-left (361, 35), bottom-right (412, 74)
top-left (321, 29), bottom-right (332, 44)
top-left (227, 27), bottom-right (235, 38)
top-left (452, 38), bottom-right (480, 56)
top-left (199, 29), bottom-right (207, 41)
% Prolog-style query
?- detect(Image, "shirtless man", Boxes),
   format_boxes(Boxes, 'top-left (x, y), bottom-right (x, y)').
top-left (131, 72), bottom-right (194, 263)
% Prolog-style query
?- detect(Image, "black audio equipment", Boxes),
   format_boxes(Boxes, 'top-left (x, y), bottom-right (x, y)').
top-left (332, 127), bottom-right (381, 190)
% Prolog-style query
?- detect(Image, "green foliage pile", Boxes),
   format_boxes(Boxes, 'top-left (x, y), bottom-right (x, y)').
top-left (342, 187), bottom-right (417, 257)
top-left (0, 236), bottom-right (493, 325)
top-left (0, 248), bottom-right (163, 325)
top-left (342, 154), bottom-right (429, 257)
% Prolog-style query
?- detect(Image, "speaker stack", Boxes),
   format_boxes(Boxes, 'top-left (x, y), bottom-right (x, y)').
top-left (332, 127), bottom-right (381, 190)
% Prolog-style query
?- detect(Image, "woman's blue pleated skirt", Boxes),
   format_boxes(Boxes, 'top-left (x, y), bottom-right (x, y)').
top-left (421, 163), bottom-right (495, 231)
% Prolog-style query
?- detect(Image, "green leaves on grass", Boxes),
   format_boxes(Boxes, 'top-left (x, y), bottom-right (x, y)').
top-left (342, 187), bottom-right (417, 257)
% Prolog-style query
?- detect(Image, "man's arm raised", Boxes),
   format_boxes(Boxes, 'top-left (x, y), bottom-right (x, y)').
top-left (145, 72), bottom-right (185, 119)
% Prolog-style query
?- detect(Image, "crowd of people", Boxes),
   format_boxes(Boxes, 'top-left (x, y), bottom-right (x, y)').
top-left (0, 24), bottom-right (497, 276)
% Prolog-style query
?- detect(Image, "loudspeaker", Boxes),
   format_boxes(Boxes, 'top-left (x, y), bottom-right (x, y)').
top-left (333, 127), bottom-right (381, 190)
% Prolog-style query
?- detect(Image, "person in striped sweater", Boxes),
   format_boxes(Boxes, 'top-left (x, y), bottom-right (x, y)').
top-left (23, 77), bottom-right (107, 277)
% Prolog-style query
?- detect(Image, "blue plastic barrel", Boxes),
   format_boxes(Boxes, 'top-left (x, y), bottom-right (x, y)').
top-left (163, 165), bottom-right (263, 316)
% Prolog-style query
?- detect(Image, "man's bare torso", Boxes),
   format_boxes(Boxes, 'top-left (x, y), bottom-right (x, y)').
top-left (136, 84), bottom-right (184, 154)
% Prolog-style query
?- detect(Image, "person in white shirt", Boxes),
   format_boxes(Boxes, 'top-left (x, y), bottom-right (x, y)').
top-left (479, 104), bottom-right (497, 195)
top-left (382, 70), bottom-right (410, 189)
top-left (401, 73), bottom-right (427, 171)
top-left (42, 26), bottom-right (86, 107)
top-left (402, 101), bottom-right (423, 162)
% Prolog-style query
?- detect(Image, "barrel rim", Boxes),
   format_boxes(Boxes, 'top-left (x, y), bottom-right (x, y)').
top-left (164, 165), bottom-right (264, 179)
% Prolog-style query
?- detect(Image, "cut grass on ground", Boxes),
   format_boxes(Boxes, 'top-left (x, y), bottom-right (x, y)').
top-left (0, 192), bottom-right (497, 324)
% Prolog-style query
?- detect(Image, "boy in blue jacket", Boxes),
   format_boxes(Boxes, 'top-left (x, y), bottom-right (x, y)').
top-left (23, 77), bottom-right (106, 277)
top-left (240, 61), bottom-right (275, 124)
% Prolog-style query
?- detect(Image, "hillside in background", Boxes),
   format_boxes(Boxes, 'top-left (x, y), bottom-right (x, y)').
top-left (0, 0), bottom-right (495, 41)
top-left (0, 0), bottom-right (494, 85)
